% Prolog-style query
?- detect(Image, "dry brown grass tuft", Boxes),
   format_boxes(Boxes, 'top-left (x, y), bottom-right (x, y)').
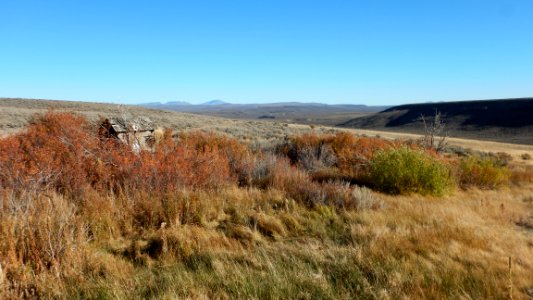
top-left (252, 213), bottom-right (287, 240)
top-left (511, 165), bottom-right (533, 184)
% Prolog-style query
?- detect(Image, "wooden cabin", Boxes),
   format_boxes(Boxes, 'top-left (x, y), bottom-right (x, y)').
top-left (98, 117), bottom-right (155, 151)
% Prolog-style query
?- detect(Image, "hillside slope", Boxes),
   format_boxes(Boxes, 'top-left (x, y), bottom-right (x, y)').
top-left (339, 98), bottom-right (533, 145)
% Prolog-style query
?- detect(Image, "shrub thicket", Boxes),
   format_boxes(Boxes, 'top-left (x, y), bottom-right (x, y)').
top-left (458, 156), bottom-right (510, 189)
top-left (278, 132), bottom-right (395, 182)
top-left (0, 113), bottom-right (238, 195)
top-left (370, 147), bottom-right (454, 196)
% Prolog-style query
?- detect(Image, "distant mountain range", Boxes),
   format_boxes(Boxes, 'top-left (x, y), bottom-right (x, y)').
top-left (138, 101), bottom-right (389, 125)
top-left (139, 100), bottom-right (387, 112)
top-left (139, 100), bottom-right (382, 108)
top-left (139, 99), bottom-right (233, 107)
top-left (202, 99), bottom-right (229, 105)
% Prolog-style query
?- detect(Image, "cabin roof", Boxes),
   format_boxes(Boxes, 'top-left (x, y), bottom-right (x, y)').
top-left (107, 117), bottom-right (154, 133)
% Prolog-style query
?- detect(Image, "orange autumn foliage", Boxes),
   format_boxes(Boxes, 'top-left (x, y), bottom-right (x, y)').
top-left (279, 132), bottom-right (397, 181)
top-left (0, 112), bottom-right (236, 196)
top-left (0, 112), bottom-right (97, 195)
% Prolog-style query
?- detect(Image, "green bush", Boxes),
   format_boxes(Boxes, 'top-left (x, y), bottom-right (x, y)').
top-left (370, 147), bottom-right (454, 196)
top-left (458, 156), bottom-right (510, 189)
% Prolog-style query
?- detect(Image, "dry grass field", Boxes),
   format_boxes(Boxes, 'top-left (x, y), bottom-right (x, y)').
top-left (140, 101), bottom-right (382, 126)
top-left (3, 98), bottom-right (533, 162)
top-left (0, 99), bottom-right (532, 299)
top-left (0, 98), bottom-right (339, 146)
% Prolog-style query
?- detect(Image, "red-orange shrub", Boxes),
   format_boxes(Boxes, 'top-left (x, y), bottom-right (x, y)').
top-left (331, 133), bottom-right (395, 177)
top-left (278, 132), bottom-right (396, 181)
top-left (0, 112), bottom-right (98, 195)
top-left (99, 130), bottom-right (234, 192)
top-left (179, 131), bottom-right (255, 185)
top-left (0, 112), bottom-right (239, 196)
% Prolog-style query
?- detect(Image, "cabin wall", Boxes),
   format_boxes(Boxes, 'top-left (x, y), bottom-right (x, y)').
top-left (99, 118), bottom-right (155, 151)
top-left (116, 131), bottom-right (155, 150)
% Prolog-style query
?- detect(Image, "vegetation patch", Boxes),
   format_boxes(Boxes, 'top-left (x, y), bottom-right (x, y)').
top-left (1, 112), bottom-right (532, 299)
top-left (370, 147), bottom-right (455, 196)
top-left (458, 156), bottom-right (511, 189)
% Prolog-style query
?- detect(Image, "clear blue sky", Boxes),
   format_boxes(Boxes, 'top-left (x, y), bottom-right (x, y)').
top-left (1, 0), bottom-right (532, 105)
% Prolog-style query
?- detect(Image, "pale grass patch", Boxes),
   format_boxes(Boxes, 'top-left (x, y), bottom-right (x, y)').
top-left (252, 212), bottom-right (287, 240)
top-left (351, 185), bottom-right (383, 210)
top-left (0, 262), bottom-right (5, 289)
top-left (354, 185), bottom-right (533, 297)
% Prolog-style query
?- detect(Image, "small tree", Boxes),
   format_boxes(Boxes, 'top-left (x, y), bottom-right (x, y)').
top-left (420, 110), bottom-right (448, 152)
